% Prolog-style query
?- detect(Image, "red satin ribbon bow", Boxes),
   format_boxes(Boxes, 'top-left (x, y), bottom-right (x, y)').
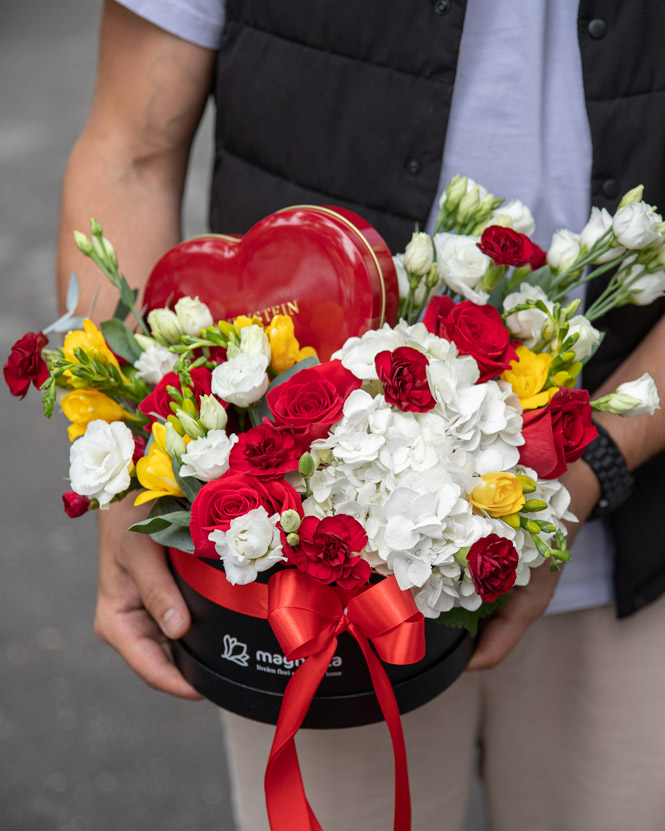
top-left (264, 569), bottom-right (425, 831)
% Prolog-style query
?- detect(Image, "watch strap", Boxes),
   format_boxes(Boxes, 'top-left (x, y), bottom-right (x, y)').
top-left (583, 422), bottom-right (634, 520)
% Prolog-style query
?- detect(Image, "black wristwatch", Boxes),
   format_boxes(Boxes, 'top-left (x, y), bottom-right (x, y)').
top-left (582, 422), bottom-right (634, 520)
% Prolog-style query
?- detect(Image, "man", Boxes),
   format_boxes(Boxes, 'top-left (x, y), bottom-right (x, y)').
top-left (58, 2), bottom-right (665, 829)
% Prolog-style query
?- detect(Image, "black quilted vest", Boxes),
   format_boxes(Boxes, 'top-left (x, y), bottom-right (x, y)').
top-left (210, 0), bottom-right (665, 617)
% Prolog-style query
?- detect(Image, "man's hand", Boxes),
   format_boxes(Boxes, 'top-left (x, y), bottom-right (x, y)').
top-left (95, 499), bottom-right (203, 699)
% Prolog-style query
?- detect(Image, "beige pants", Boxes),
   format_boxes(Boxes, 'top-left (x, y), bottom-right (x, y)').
top-left (221, 596), bottom-right (665, 831)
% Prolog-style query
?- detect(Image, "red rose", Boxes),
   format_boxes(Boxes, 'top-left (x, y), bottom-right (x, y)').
top-left (139, 367), bottom-right (215, 425)
top-left (3, 331), bottom-right (49, 399)
top-left (62, 491), bottom-right (91, 518)
top-left (190, 472), bottom-right (303, 557)
top-left (266, 360), bottom-right (361, 448)
top-left (519, 388), bottom-right (597, 479)
top-left (286, 514), bottom-right (370, 590)
top-left (477, 225), bottom-right (543, 268)
top-left (228, 421), bottom-right (300, 479)
top-left (467, 534), bottom-right (519, 603)
top-left (422, 296), bottom-right (517, 383)
top-left (375, 346), bottom-right (435, 412)
top-left (132, 434), bottom-right (147, 465)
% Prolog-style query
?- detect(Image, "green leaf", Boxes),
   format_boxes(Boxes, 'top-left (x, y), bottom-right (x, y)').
top-left (128, 510), bottom-right (192, 536)
top-left (173, 460), bottom-right (203, 503)
top-left (435, 592), bottom-right (512, 638)
top-left (149, 524), bottom-right (195, 552)
top-left (267, 355), bottom-right (319, 393)
top-left (100, 318), bottom-right (143, 363)
top-left (112, 287), bottom-right (139, 322)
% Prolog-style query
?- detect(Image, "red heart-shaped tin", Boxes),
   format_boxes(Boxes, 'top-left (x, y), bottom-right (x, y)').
top-left (143, 206), bottom-right (398, 360)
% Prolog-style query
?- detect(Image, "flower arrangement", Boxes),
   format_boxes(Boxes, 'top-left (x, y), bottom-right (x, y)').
top-left (4, 179), bottom-right (663, 639)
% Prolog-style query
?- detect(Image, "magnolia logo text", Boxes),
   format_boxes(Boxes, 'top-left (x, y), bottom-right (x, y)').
top-left (220, 634), bottom-right (250, 667)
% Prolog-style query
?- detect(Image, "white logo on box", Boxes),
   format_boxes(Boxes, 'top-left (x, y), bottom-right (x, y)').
top-left (220, 634), bottom-right (250, 667)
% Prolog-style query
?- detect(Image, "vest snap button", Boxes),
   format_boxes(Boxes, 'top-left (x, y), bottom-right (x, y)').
top-left (588, 18), bottom-right (607, 39)
top-left (406, 158), bottom-right (423, 177)
top-left (602, 178), bottom-right (619, 198)
top-left (434, 0), bottom-right (451, 15)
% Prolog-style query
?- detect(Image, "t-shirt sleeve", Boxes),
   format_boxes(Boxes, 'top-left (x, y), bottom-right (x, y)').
top-left (114, 0), bottom-right (225, 50)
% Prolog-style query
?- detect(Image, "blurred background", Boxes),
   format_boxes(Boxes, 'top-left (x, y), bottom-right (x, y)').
top-left (0, 2), bottom-right (483, 829)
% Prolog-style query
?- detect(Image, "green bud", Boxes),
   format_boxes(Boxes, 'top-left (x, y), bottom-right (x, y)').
top-left (521, 499), bottom-right (548, 513)
top-left (516, 474), bottom-right (537, 493)
top-left (73, 230), bottom-right (93, 255)
top-left (165, 421), bottom-right (187, 461)
top-left (552, 547), bottom-right (572, 563)
top-left (453, 546), bottom-right (470, 566)
top-left (89, 218), bottom-right (103, 237)
top-left (175, 409), bottom-right (205, 439)
top-left (280, 509), bottom-right (302, 534)
top-left (147, 308), bottom-right (182, 344)
top-left (181, 397), bottom-right (198, 417)
top-left (286, 533), bottom-right (300, 547)
top-left (199, 394), bottom-right (228, 431)
top-left (442, 174), bottom-right (466, 212)
top-left (457, 188), bottom-right (481, 225)
top-left (561, 350), bottom-right (577, 363)
top-left (501, 512), bottom-right (521, 530)
top-left (403, 232), bottom-right (434, 277)
top-left (425, 263), bottom-right (440, 289)
top-left (134, 334), bottom-right (157, 351)
top-left (520, 517), bottom-right (541, 535)
top-left (167, 414), bottom-right (185, 436)
top-left (562, 298), bottom-right (581, 320)
top-left (298, 452), bottom-right (316, 478)
top-left (533, 535), bottom-right (551, 558)
top-left (617, 184), bottom-right (644, 210)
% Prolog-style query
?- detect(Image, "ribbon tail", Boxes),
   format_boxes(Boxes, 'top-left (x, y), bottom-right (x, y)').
top-left (264, 639), bottom-right (337, 831)
top-left (354, 632), bottom-right (412, 831)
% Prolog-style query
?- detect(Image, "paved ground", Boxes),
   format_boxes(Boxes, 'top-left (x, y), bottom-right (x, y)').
top-left (0, 3), bottom-right (484, 829)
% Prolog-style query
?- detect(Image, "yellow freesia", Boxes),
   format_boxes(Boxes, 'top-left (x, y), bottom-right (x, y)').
top-left (61, 388), bottom-right (133, 441)
top-left (134, 423), bottom-right (189, 506)
top-left (266, 315), bottom-right (318, 375)
top-left (501, 346), bottom-right (557, 409)
top-left (233, 315), bottom-right (264, 330)
top-left (63, 319), bottom-right (121, 370)
top-left (469, 472), bottom-right (525, 518)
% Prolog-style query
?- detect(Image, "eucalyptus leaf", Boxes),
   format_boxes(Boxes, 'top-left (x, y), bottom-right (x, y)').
top-left (173, 460), bottom-right (203, 503)
top-left (112, 287), bottom-right (139, 323)
top-left (150, 524), bottom-right (195, 552)
top-left (128, 510), bottom-right (192, 536)
top-left (66, 272), bottom-right (80, 314)
top-left (100, 318), bottom-right (143, 363)
top-left (267, 355), bottom-right (320, 393)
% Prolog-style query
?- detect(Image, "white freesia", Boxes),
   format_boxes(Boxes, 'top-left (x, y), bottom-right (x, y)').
top-left (69, 420), bottom-right (134, 508)
top-left (490, 199), bottom-right (535, 236)
top-left (503, 284), bottom-right (553, 348)
top-left (433, 233), bottom-right (491, 304)
top-left (209, 507), bottom-right (284, 585)
top-left (566, 315), bottom-right (602, 361)
top-left (623, 266), bottom-right (665, 305)
top-left (146, 308), bottom-right (181, 343)
top-left (180, 430), bottom-right (239, 481)
top-left (212, 353), bottom-right (269, 407)
top-left (404, 232), bottom-right (434, 276)
top-left (174, 296), bottom-right (214, 336)
top-left (598, 373), bottom-right (660, 417)
top-left (612, 202), bottom-right (662, 249)
top-left (134, 344), bottom-right (178, 384)
top-left (547, 229), bottom-right (582, 271)
top-left (580, 206), bottom-right (619, 262)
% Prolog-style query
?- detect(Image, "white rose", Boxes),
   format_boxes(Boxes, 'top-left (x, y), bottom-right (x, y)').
top-left (403, 232), bottom-right (434, 276)
top-left (502, 284), bottom-right (553, 347)
top-left (547, 229), bottom-right (582, 272)
top-left (579, 206), bottom-right (619, 262)
top-left (211, 353), bottom-right (269, 407)
top-left (566, 315), bottom-right (602, 361)
top-left (146, 308), bottom-right (181, 343)
top-left (134, 344), bottom-right (178, 384)
top-left (180, 430), bottom-right (239, 481)
top-left (209, 507), bottom-right (284, 585)
top-left (604, 373), bottom-right (660, 417)
top-left (433, 233), bottom-right (491, 304)
top-left (490, 199), bottom-right (535, 236)
top-left (69, 420), bottom-right (134, 507)
top-left (624, 267), bottom-right (665, 305)
top-left (612, 202), bottom-right (662, 249)
top-left (174, 296), bottom-right (214, 336)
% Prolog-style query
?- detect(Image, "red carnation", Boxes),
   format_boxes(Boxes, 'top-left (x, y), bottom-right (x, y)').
top-left (375, 346), bottom-right (435, 412)
top-left (4, 331), bottom-right (49, 399)
top-left (62, 491), bottom-right (92, 518)
top-left (519, 388), bottom-right (597, 479)
top-left (467, 534), bottom-right (519, 603)
top-left (228, 421), bottom-right (300, 479)
top-left (286, 514), bottom-right (370, 590)
top-left (139, 367), bottom-right (215, 426)
top-left (422, 296), bottom-right (517, 383)
top-left (477, 225), bottom-right (543, 268)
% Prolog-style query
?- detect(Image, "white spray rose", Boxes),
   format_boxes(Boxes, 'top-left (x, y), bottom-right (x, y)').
top-left (174, 296), bottom-right (214, 336)
top-left (69, 420), bottom-right (134, 507)
top-left (566, 315), bottom-right (602, 361)
top-left (612, 202), bottom-right (662, 249)
top-left (490, 199), bottom-right (535, 236)
top-left (600, 373), bottom-right (660, 417)
top-left (623, 267), bottom-right (665, 305)
top-left (147, 308), bottom-right (181, 343)
top-left (180, 430), bottom-right (239, 481)
top-left (433, 233), bottom-right (491, 304)
top-left (209, 507), bottom-right (284, 585)
top-left (404, 232), bottom-right (434, 276)
top-left (211, 353), bottom-right (269, 407)
top-left (547, 229), bottom-right (582, 271)
top-left (579, 206), bottom-right (620, 262)
top-left (134, 344), bottom-right (178, 384)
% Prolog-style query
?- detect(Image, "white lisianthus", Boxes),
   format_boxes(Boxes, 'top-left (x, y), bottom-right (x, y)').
top-left (579, 207), bottom-right (619, 262)
top-left (238, 324), bottom-right (272, 363)
top-left (547, 229), bottom-right (582, 272)
top-left (134, 344), bottom-right (178, 384)
top-left (596, 373), bottom-right (660, 417)
top-left (439, 176), bottom-right (488, 211)
top-left (623, 267), bottom-right (665, 305)
top-left (566, 315), bottom-right (602, 361)
top-left (199, 394), bottom-right (228, 431)
top-left (180, 430), bottom-right (239, 481)
top-left (404, 232), bottom-right (434, 276)
top-left (209, 507), bottom-right (284, 585)
top-left (146, 308), bottom-right (181, 343)
top-left (502, 284), bottom-right (553, 348)
top-left (212, 353), bottom-right (269, 407)
top-left (612, 202), bottom-right (662, 249)
top-left (69, 420), bottom-right (134, 508)
top-left (433, 233), bottom-right (491, 304)
top-left (490, 199), bottom-right (535, 236)
top-left (174, 296), bottom-right (214, 336)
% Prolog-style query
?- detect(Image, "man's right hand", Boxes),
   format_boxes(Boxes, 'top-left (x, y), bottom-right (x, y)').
top-left (96, 498), bottom-right (203, 699)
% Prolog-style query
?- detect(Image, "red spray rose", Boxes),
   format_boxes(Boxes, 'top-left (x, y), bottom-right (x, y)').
top-left (467, 534), bottom-right (519, 603)
top-left (190, 472), bottom-right (303, 557)
top-left (4, 331), bottom-right (50, 399)
top-left (375, 346), bottom-right (435, 412)
top-left (139, 367), bottom-right (215, 425)
top-left (519, 387), bottom-right (597, 479)
top-left (286, 514), bottom-right (370, 590)
top-left (62, 491), bottom-right (92, 518)
top-left (422, 296), bottom-right (517, 383)
top-left (266, 360), bottom-right (361, 448)
top-left (477, 225), bottom-right (544, 269)
top-left (228, 421), bottom-right (300, 479)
